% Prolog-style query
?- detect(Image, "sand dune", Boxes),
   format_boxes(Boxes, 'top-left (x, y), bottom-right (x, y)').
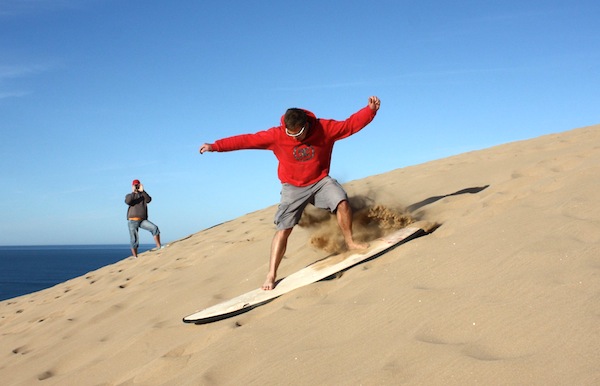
top-left (1, 125), bottom-right (599, 385)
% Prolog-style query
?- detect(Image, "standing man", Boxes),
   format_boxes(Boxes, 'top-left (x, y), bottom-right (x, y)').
top-left (125, 179), bottom-right (162, 258)
top-left (200, 95), bottom-right (381, 290)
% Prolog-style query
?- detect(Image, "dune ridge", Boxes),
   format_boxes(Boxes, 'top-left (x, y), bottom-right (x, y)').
top-left (1, 125), bottom-right (599, 385)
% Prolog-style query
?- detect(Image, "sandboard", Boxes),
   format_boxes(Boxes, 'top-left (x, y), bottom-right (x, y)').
top-left (183, 225), bottom-right (429, 324)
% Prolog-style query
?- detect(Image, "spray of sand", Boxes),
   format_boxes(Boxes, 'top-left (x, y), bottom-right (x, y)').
top-left (298, 195), bottom-right (415, 254)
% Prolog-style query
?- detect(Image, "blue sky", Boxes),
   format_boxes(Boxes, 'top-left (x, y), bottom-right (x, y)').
top-left (1, 0), bottom-right (598, 245)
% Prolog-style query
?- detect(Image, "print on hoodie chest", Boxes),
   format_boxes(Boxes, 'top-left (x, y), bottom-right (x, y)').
top-left (293, 143), bottom-right (315, 162)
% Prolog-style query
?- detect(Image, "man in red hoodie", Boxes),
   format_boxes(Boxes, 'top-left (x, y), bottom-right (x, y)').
top-left (200, 96), bottom-right (381, 290)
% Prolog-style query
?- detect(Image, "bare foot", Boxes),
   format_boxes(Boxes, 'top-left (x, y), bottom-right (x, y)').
top-left (262, 274), bottom-right (276, 291)
top-left (347, 241), bottom-right (369, 250)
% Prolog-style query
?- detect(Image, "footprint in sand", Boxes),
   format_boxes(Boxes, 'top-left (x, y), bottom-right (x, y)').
top-left (37, 370), bottom-right (54, 381)
top-left (414, 332), bottom-right (456, 346)
top-left (460, 343), bottom-right (526, 362)
top-left (12, 345), bottom-right (31, 355)
top-left (85, 275), bottom-right (97, 284)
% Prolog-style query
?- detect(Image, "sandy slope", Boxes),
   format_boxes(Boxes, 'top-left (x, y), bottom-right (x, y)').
top-left (1, 125), bottom-right (599, 385)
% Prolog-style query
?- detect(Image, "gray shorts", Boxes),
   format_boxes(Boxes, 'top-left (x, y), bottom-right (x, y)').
top-left (274, 176), bottom-right (348, 230)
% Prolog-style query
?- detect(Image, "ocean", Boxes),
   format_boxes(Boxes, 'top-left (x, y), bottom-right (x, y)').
top-left (0, 244), bottom-right (154, 302)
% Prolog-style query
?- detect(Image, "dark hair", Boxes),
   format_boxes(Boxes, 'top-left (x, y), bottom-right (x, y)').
top-left (284, 108), bottom-right (307, 130)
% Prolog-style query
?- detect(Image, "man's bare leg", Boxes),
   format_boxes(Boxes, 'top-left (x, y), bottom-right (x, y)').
top-left (336, 200), bottom-right (369, 250)
top-left (262, 228), bottom-right (293, 290)
top-left (154, 234), bottom-right (162, 249)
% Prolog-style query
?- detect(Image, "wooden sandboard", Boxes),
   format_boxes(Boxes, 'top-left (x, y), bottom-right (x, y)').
top-left (183, 225), bottom-right (428, 324)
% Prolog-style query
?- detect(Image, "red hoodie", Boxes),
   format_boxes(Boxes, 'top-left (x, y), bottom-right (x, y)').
top-left (212, 105), bottom-right (377, 187)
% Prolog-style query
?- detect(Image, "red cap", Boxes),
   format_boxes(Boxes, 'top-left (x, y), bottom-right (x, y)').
top-left (132, 179), bottom-right (140, 185)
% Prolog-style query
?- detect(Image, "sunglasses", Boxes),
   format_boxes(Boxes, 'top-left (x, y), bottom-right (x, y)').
top-left (285, 125), bottom-right (306, 137)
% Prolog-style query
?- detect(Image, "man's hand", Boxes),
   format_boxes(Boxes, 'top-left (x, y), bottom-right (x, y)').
top-left (138, 184), bottom-right (144, 192)
top-left (368, 96), bottom-right (381, 111)
top-left (199, 143), bottom-right (213, 154)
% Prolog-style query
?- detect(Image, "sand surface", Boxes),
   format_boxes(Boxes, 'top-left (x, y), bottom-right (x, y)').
top-left (1, 125), bottom-right (599, 385)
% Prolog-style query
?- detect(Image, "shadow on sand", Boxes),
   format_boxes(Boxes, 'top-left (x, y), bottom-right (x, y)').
top-left (407, 185), bottom-right (489, 212)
